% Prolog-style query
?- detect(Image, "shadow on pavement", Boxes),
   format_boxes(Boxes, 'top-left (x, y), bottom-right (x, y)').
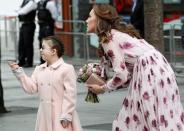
top-left (83, 123), bottom-right (112, 130)
top-left (0, 106), bottom-right (37, 117)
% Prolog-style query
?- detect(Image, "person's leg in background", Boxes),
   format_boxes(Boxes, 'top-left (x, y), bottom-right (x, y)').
top-left (38, 25), bottom-right (54, 64)
top-left (38, 25), bottom-right (45, 64)
top-left (18, 24), bottom-right (26, 66)
top-left (181, 24), bottom-right (184, 49)
top-left (24, 22), bottom-right (36, 67)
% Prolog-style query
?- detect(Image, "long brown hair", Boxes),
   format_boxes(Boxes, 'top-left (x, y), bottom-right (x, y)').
top-left (93, 4), bottom-right (141, 44)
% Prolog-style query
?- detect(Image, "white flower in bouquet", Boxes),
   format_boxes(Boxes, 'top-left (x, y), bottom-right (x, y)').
top-left (77, 63), bottom-right (106, 103)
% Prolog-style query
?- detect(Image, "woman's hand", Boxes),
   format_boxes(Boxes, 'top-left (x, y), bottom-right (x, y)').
top-left (86, 84), bottom-right (105, 94)
top-left (8, 61), bottom-right (19, 70)
top-left (61, 120), bottom-right (71, 128)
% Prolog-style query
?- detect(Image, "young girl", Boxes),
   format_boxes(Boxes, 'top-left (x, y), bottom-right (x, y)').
top-left (9, 36), bottom-right (83, 131)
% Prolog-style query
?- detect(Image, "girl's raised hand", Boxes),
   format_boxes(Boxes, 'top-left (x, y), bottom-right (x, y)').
top-left (8, 61), bottom-right (20, 70)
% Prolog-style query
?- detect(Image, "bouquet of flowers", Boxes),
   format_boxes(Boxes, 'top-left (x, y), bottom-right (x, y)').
top-left (77, 63), bottom-right (106, 103)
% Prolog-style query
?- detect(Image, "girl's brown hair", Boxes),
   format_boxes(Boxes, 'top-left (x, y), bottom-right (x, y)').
top-left (93, 4), bottom-right (141, 44)
top-left (43, 36), bottom-right (64, 57)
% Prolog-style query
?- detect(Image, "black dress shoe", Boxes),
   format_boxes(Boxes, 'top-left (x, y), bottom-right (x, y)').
top-left (23, 64), bottom-right (33, 68)
top-left (18, 63), bottom-right (25, 67)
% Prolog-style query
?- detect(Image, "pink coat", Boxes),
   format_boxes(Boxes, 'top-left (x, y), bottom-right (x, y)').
top-left (14, 58), bottom-right (83, 131)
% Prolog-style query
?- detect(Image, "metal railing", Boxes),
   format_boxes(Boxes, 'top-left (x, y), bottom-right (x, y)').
top-left (0, 16), bottom-right (19, 60)
top-left (0, 17), bottom-right (100, 65)
top-left (164, 23), bottom-right (184, 77)
top-left (1, 16), bottom-right (184, 76)
top-left (55, 20), bottom-right (100, 63)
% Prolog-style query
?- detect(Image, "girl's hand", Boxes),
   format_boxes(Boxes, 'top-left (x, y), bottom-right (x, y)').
top-left (8, 61), bottom-right (19, 70)
top-left (86, 84), bottom-right (105, 94)
top-left (61, 120), bottom-right (70, 128)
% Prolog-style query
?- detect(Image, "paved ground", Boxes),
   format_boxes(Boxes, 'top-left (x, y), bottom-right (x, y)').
top-left (0, 60), bottom-right (127, 131)
top-left (0, 47), bottom-right (184, 131)
top-left (0, 47), bottom-right (123, 131)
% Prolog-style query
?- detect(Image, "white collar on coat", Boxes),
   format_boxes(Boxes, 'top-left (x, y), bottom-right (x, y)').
top-left (40, 58), bottom-right (65, 69)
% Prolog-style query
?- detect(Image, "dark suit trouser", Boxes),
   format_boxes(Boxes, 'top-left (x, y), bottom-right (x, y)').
top-left (182, 25), bottom-right (184, 49)
top-left (38, 24), bottom-right (54, 64)
top-left (18, 22), bottom-right (36, 65)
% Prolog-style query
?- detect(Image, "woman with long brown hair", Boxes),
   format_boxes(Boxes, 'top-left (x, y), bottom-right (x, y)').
top-left (86, 4), bottom-right (184, 131)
